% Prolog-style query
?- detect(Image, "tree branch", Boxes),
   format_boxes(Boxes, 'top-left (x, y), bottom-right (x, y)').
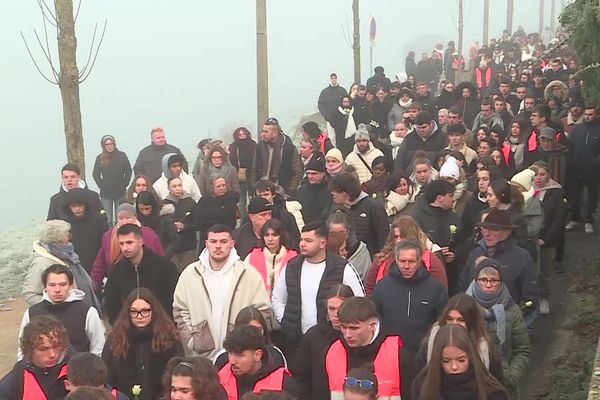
top-left (79, 19), bottom-right (107, 83)
top-left (79, 22), bottom-right (98, 77)
top-left (33, 29), bottom-right (60, 80)
top-left (20, 31), bottom-right (59, 84)
top-left (74, 0), bottom-right (82, 23)
top-left (37, 0), bottom-right (57, 27)
top-left (41, 12), bottom-right (60, 80)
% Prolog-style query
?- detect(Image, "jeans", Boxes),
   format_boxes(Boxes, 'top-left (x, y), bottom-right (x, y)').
top-left (100, 197), bottom-right (125, 226)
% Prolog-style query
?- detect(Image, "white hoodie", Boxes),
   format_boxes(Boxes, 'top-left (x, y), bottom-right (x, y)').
top-left (18, 289), bottom-right (105, 360)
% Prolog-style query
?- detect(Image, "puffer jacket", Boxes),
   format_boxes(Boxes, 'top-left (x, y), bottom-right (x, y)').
top-left (480, 301), bottom-right (531, 389)
top-left (536, 179), bottom-right (566, 247)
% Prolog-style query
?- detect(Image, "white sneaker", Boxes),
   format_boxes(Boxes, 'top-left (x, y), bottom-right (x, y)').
top-left (585, 223), bottom-right (594, 234)
top-left (565, 220), bottom-right (578, 231)
top-left (539, 299), bottom-right (550, 315)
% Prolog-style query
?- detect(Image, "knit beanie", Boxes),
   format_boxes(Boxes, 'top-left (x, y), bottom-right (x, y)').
top-left (325, 148), bottom-right (344, 163)
top-left (439, 156), bottom-right (460, 181)
top-left (354, 124), bottom-right (371, 141)
top-left (510, 168), bottom-right (535, 191)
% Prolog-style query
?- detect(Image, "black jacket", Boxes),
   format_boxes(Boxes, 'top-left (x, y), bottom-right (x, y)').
top-left (371, 265), bottom-right (448, 351)
top-left (103, 246), bottom-right (179, 324)
top-left (291, 322), bottom-right (340, 400)
top-left (134, 143), bottom-right (185, 184)
top-left (295, 179), bottom-right (332, 224)
top-left (233, 222), bottom-right (262, 260)
top-left (194, 191), bottom-right (240, 250)
top-left (457, 238), bottom-right (538, 304)
top-left (102, 328), bottom-right (184, 400)
top-left (410, 197), bottom-right (461, 247)
top-left (395, 125), bottom-right (448, 173)
top-left (93, 150), bottom-right (132, 199)
top-left (325, 192), bottom-right (390, 256)
top-left (63, 189), bottom-right (109, 273)
top-left (160, 195), bottom-right (197, 257)
top-left (538, 185), bottom-right (567, 247)
top-left (251, 134), bottom-right (303, 196)
top-left (281, 253), bottom-right (347, 353)
top-left (0, 352), bottom-right (72, 400)
top-left (414, 91), bottom-right (437, 116)
top-left (272, 195), bottom-right (300, 250)
top-left (569, 119), bottom-right (600, 179)
top-left (48, 183), bottom-right (104, 222)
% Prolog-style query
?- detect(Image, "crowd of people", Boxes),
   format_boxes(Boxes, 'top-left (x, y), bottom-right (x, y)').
top-left (2, 24), bottom-right (599, 400)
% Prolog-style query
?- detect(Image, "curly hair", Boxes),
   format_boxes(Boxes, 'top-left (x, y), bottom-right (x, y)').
top-left (205, 145), bottom-right (230, 167)
top-left (107, 287), bottom-right (179, 359)
top-left (163, 356), bottom-right (222, 400)
top-left (21, 315), bottom-right (69, 362)
top-left (377, 215), bottom-right (429, 259)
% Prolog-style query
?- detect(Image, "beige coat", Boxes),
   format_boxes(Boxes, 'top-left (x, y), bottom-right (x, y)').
top-left (22, 241), bottom-right (68, 306)
top-left (173, 256), bottom-right (271, 358)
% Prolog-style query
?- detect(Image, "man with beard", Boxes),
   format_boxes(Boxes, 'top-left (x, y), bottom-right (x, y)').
top-left (330, 95), bottom-right (358, 157)
top-left (561, 98), bottom-right (585, 137)
top-left (134, 127), bottom-right (185, 184)
top-left (102, 224), bottom-right (179, 325)
top-left (396, 111), bottom-right (448, 173)
top-left (272, 222), bottom-right (364, 355)
top-left (344, 124), bottom-right (384, 184)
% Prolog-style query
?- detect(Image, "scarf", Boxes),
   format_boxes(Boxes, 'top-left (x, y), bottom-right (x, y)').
top-left (261, 134), bottom-right (284, 182)
top-left (208, 161), bottom-right (231, 182)
top-left (365, 174), bottom-right (390, 195)
top-left (441, 368), bottom-right (479, 400)
top-left (398, 98), bottom-right (412, 108)
top-left (42, 242), bottom-right (101, 312)
top-left (466, 281), bottom-right (510, 346)
top-left (389, 133), bottom-right (404, 159)
top-left (327, 161), bottom-right (343, 176)
top-left (508, 136), bottom-right (525, 168)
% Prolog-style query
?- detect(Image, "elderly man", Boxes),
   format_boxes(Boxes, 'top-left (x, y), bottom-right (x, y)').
top-left (458, 209), bottom-right (538, 305)
top-left (371, 240), bottom-right (448, 351)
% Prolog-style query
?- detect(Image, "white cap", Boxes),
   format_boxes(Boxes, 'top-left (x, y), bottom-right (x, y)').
top-left (439, 156), bottom-right (460, 181)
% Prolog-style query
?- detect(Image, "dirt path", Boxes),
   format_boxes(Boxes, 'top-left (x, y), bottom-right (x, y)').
top-left (0, 298), bottom-right (28, 375)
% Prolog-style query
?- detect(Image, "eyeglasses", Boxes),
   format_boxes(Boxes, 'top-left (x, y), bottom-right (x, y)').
top-left (129, 308), bottom-right (152, 318)
top-left (104, 142), bottom-right (115, 146)
top-left (477, 278), bottom-right (501, 286)
top-left (344, 377), bottom-right (375, 391)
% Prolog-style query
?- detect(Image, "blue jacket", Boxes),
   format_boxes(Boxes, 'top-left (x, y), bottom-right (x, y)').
top-left (458, 238), bottom-right (538, 304)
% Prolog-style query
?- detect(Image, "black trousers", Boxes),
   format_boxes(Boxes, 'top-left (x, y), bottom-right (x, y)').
top-left (569, 177), bottom-right (600, 223)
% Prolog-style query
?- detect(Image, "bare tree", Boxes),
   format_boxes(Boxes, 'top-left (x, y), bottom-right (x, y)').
top-left (539, 0), bottom-right (545, 34)
top-left (256, 0), bottom-right (269, 136)
top-left (507, 0), bottom-right (514, 33)
top-left (483, 0), bottom-right (490, 45)
top-left (21, 0), bottom-right (106, 177)
top-left (352, 0), bottom-right (361, 84)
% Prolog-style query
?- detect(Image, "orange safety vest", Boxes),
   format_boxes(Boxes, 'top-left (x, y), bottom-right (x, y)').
top-left (501, 142), bottom-right (512, 165)
top-left (325, 336), bottom-right (402, 400)
top-left (23, 364), bottom-right (68, 400)
top-left (376, 250), bottom-right (432, 283)
top-left (248, 248), bottom-right (297, 292)
top-left (475, 68), bottom-right (492, 89)
top-left (218, 364), bottom-right (289, 400)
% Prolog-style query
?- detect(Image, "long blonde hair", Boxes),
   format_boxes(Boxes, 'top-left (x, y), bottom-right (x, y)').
top-left (378, 215), bottom-right (428, 258)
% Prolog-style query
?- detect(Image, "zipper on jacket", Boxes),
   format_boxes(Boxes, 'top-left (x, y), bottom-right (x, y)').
top-left (407, 290), bottom-right (412, 317)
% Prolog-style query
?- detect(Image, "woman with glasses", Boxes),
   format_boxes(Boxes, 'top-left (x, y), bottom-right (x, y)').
top-left (412, 324), bottom-right (508, 400)
top-left (197, 146), bottom-right (239, 197)
top-left (343, 367), bottom-right (378, 400)
top-left (466, 257), bottom-right (530, 399)
top-left (93, 135), bottom-right (133, 225)
top-left (163, 356), bottom-right (226, 400)
top-left (103, 288), bottom-right (184, 400)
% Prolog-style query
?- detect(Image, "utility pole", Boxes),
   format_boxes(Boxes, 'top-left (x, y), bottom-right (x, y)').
top-left (507, 0), bottom-right (514, 33)
top-left (352, 0), bottom-right (361, 84)
top-left (458, 0), bottom-right (464, 60)
top-left (483, 0), bottom-right (490, 45)
top-left (539, 0), bottom-right (545, 34)
top-left (550, 0), bottom-right (556, 32)
top-left (256, 0), bottom-right (269, 136)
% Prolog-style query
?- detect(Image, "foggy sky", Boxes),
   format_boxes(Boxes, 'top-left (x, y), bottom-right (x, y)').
top-left (0, 0), bottom-right (555, 230)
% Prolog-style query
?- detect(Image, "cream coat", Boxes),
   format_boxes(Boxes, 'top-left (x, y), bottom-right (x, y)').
top-left (173, 255), bottom-right (271, 358)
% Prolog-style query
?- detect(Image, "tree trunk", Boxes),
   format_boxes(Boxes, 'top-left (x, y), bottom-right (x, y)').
top-left (507, 0), bottom-right (514, 33)
top-left (352, 0), bottom-right (361, 84)
top-left (550, 0), bottom-right (556, 32)
top-left (55, 0), bottom-right (85, 176)
top-left (256, 0), bottom-right (269, 139)
top-left (458, 0), bottom-right (464, 62)
top-left (483, 0), bottom-right (490, 45)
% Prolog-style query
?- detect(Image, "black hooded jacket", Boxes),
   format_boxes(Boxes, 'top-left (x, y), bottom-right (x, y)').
top-left (63, 188), bottom-right (109, 273)
top-left (48, 182), bottom-right (104, 222)
top-left (295, 178), bottom-right (332, 224)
